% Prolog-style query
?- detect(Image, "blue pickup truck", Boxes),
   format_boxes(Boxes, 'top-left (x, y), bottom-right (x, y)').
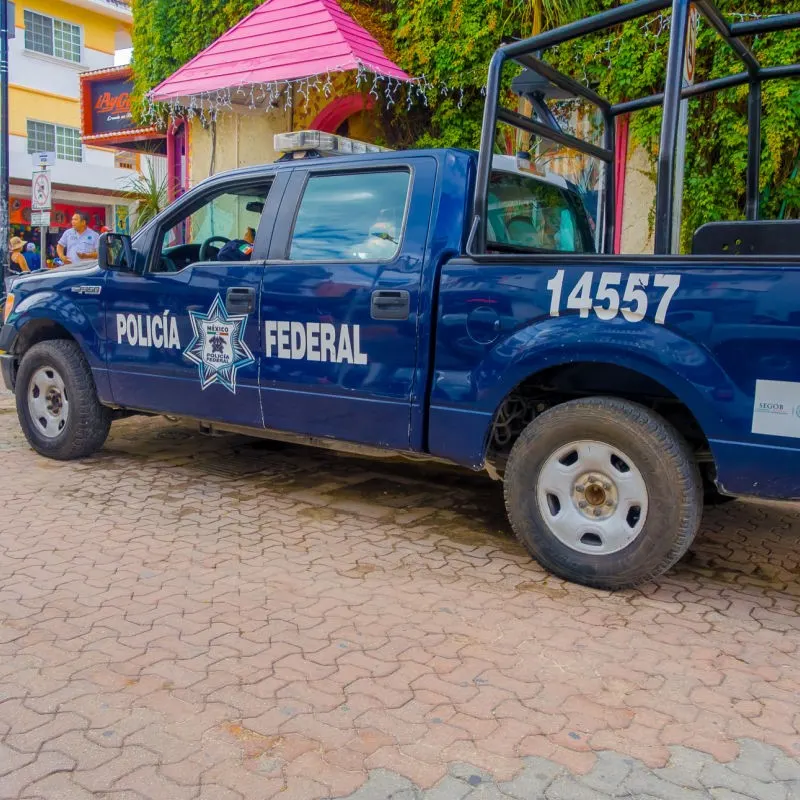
top-left (2, 0), bottom-right (799, 589)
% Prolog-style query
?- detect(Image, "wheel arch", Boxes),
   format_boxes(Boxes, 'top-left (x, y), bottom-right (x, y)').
top-left (484, 359), bottom-right (714, 473)
top-left (12, 318), bottom-right (77, 356)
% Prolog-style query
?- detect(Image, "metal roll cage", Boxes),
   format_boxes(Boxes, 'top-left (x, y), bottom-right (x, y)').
top-left (469, 0), bottom-right (800, 256)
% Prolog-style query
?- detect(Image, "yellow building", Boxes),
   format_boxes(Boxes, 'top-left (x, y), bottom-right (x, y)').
top-left (9, 0), bottom-right (135, 258)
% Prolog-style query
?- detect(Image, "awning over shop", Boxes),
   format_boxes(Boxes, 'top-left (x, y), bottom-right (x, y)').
top-left (150, 0), bottom-right (410, 103)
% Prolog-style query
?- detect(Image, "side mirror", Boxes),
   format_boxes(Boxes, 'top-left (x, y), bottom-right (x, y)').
top-left (98, 232), bottom-right (135, 271)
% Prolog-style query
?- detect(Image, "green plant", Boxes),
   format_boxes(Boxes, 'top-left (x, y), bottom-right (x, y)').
top-left (125, 160), bottom-right (167, 232)
top-left (130, 0), bottom-right (800, 243)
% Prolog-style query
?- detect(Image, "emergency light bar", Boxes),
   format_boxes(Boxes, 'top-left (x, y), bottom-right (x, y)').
top-left (274, 130), bottom-right (392, 158)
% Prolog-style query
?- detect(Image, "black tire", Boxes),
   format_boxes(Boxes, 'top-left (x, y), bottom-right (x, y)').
top-left (15, 340), bottom-right (112, 460)
top-left (503, 397), bottom-right (703, 590)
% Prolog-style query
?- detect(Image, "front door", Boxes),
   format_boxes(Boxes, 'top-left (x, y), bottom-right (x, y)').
top-left (257, 158), bottom-right (437, 450)
top-left (105, 174), bottom-right (283, 428)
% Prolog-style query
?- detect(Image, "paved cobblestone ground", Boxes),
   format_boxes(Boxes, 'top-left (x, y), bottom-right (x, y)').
top-left (1, 389), bottom-right (799, 799)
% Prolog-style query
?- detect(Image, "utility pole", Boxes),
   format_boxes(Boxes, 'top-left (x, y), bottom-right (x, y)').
top-left (0, 0), bottom-right (9, 282)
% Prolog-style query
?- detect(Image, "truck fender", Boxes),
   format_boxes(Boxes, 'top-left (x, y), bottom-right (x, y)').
top-left (5, 291), bottom-right (110, 400)
top-left (429, 317), bottom-right (745, 469)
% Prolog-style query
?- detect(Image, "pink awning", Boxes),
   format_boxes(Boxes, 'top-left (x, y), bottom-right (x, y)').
top-left (150, 0), bottom-right (410, 102)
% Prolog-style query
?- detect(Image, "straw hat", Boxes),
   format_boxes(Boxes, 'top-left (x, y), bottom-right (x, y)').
top-left (9, 236), bottom-right (24, 252)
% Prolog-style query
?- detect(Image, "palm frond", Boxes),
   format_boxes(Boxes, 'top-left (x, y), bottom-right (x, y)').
top-left (124, 160), bottom-right (168, 232)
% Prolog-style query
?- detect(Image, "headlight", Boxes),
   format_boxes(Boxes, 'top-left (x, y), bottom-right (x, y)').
top-left (3, 293), bottom-right (15, 322)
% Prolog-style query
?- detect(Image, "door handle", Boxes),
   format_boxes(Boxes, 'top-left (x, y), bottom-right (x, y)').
top-left (225, 286), bottom-right (256, 314)
top-left (371, 290), bottom-right (410, 320)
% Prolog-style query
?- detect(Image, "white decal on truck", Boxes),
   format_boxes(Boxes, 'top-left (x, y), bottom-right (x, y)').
top-left (116, 312), bottom-right (181, 349)
top-left (545, 271), bottom-right (681, 324)
top-left (752, 380), bottom-right (800, 439)
top-left (264, 321), bottom-right (368, 364)
top-left (183, 294), bottom-right (254, 394)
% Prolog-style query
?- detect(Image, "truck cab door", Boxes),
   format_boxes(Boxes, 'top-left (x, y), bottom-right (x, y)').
top-left (257, 156), bottom-right (437, 451)
top-left (104, 172), bottom-right (287, 427)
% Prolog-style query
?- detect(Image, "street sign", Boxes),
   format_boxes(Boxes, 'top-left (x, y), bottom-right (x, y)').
top-left (31, 151), bottom-right (55, 168)
top-left (31, 210), bottom-right (50, 227)
top-left (31, 170), bottom-right (51, 211)
top-left (684, 4), bottom-right (699, 86)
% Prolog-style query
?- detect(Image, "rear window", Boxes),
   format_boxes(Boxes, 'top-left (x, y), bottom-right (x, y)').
top-left (487, 171), bottom-right (593, 253)
top-left (289, 170), bottom-right (411, 262)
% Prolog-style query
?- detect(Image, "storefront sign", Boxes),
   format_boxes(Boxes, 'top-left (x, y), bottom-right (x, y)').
top-left (10, 197), bottom-right (106, 230)
top-left (90, 76), bottom-right (134, 134)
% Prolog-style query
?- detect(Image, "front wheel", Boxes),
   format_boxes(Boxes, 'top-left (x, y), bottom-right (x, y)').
top-left (16, 340), bottom-right (112, 460)
top-left (504, 397), bottom-right (703, 590)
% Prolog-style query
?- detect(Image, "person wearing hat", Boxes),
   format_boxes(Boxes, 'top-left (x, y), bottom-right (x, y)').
top-left (24, 242), bottom-right (41, 271)
top-left (8, 237), bottom-right (30, 274)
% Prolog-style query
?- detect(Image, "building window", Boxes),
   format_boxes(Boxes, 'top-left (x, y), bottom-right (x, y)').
top-left (24, 10), bottom-right (81, 63)
top-left (27, 121), bottom-right (83, 162)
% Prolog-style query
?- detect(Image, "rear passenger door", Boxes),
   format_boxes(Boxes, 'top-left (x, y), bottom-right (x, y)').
top-left (258, 157), bottom-right (437, 450)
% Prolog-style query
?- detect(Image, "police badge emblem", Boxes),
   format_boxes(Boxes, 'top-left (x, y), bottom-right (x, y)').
top-left (183, 294), bottom-right (254, 393)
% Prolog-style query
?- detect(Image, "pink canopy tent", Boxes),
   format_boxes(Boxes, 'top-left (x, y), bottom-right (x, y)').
top-left (150, 0), bottom-right (411, 103)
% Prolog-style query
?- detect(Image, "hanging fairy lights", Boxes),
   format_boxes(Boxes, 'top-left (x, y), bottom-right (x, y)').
top-left (143, 11), bottom-right (776, 127)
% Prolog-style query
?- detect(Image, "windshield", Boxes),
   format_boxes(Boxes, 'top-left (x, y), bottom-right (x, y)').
top-left (487, 170), bottom-right (594, 254)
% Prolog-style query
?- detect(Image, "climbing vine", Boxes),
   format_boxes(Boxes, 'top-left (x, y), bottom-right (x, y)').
top-left (131, 0), bottom-right (800, 243)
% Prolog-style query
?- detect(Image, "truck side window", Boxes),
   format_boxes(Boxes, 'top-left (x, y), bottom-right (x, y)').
top-left (152, 183), bottom-right (271, 272)
top-left (487, 171), bottom-right (593, 254)
top-left (289, 171), bottom-right (410, 262)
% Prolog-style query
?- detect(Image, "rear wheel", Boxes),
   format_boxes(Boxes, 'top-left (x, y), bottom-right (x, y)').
top-left (16, 340), bottom-right (112, 460)
top-left (504, 397), bottom-right (703, 590)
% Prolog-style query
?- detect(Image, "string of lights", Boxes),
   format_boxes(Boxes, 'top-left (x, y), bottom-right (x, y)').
top-left (142, 11), bottom-right (775, 125)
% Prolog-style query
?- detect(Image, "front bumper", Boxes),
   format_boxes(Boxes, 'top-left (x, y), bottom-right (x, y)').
top-left (0, 324), bottom-right (18, 391)
top-left (0, 353), bottom-right (16, 392)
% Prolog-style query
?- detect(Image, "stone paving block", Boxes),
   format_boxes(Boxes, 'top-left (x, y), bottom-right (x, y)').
top-left (729, 739), bottom-right (787, 783)
top-left (0, 751), bottom-right (75, 799)
top-left (457, 783), bottom-right (513, 799)
top-left (419, 775), bottom-right (474, 800)
top-left (578, 750), bottom-right (635, 794)
top-left (498, 756), bottom-right (563, 799)
top-left (2, 401), bottom-right (800, 800)
top-left (0, 744), bottom-right (35, 778)
top-left (338, 768), bottom-right (418, 799)
top-left (544, 775), bottom-right (614, 800)
top-left (771, 756), bottom-right (800, 781)
top-left (624, 765), bottom-right (712, 800)
top-left (653, 745), bottom-right (714, 791)
top-left (16, 773), bottom-right (94, 800)
top-left (699, 762), bottom-right (788, 800)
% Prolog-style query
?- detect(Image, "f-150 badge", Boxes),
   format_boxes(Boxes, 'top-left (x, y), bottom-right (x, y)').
top-left (183, 294), bottom-right (254, 393)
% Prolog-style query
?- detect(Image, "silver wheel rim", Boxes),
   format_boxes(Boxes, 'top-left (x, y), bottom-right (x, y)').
top-left (28, 366), bottom-right (70, 440)
top-left (536, 440), bottom-right (649, 555)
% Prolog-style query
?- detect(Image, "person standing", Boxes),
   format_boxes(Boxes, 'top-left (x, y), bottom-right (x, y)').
top-left (56, 212), bottom-right (99, 265)
top-left (8, 237), bottom-right (29, 274)
top-left (24, 242), bottom-right (41, 271)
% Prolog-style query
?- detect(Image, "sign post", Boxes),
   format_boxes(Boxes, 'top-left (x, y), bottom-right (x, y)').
top-left (671, 3), bottom-right (699, 254)
top-left (31, 153), bottom-right (53, 264)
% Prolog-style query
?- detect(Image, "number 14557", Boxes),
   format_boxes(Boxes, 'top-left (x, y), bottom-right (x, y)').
top-left (546, 270), bottom-right (681, 325)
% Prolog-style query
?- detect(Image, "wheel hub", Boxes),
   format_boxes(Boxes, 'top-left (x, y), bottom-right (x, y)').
top-left (573, 472), bottom-right (618, 520)
top-left (28, 366), bottom-right (70, 439)
top-left (46, 388), bottom-right (63, 415)
top-left (537, 440), bottom-right (649, 556)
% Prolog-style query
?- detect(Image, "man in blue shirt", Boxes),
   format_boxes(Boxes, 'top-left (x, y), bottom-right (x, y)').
top-left (56, 212), bottom-right (99, 265)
